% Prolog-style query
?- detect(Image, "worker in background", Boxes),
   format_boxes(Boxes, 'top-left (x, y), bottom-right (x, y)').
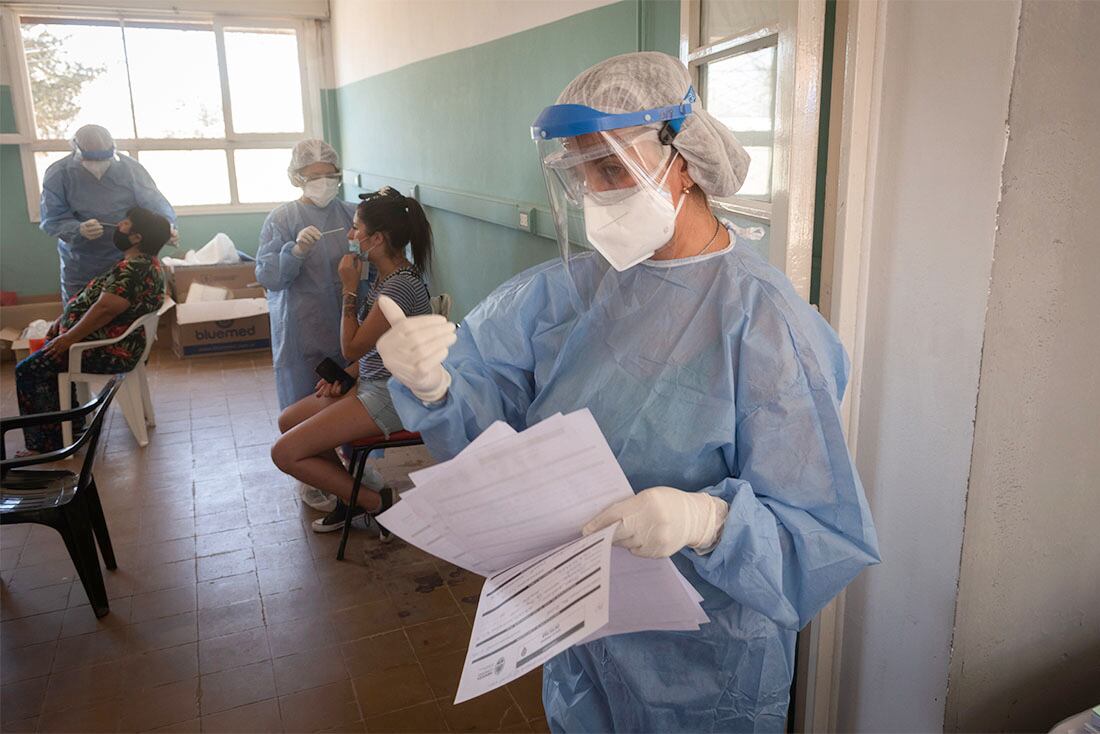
top-left (376, 52), bottom-right (880, 732)
top-left (256, 139), bottom-right (378, 513)
top-left (40, 124), bottom-right (177, 302)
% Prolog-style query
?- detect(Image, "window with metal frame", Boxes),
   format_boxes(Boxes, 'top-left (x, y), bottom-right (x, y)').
top-left (682, 0), bottom-right (782, 222)
top-left (4, 10), bottom-right (320, 218)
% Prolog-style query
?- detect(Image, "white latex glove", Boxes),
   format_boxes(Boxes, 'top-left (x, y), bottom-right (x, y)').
top-left (292, 225), bottom-right (322, 257)
top-left (169, 227), bottom-right (180, 247)
top-left (376, 295), bottom-right (456, 403)
top-left (79, 219), bottom-right (104, 240)
top-left (582, 486), bottom-right (729, 559)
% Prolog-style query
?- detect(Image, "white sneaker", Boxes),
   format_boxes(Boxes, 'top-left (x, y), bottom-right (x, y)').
top-left (299, 484), bottom-right (338, 513)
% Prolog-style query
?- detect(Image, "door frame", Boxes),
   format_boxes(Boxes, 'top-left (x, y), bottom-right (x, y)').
top-left (680, 0), bottom-right (887, 729)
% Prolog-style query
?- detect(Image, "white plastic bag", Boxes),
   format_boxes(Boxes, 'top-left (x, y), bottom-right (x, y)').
top-left (20, 319), bottom-right (51, 340)
top-left (162, 233), bottom-right (239, 267)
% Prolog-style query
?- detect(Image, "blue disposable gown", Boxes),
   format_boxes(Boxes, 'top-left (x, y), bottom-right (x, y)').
top-left (391, 228), bottom-right (881, 732)
top-left (40, 154), bottom-right (176, 301)
top-left (256, 199), bottom-right (367, 410)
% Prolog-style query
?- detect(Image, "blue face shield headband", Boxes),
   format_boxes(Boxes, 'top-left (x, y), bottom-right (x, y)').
top-left (77, 145), bottom-right (116, 161)
top-left (531, 87), bottom-right (696, 143)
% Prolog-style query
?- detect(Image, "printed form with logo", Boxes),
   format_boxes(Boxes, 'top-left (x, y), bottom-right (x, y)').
top-left (377, 410), bottom-right (708, 703)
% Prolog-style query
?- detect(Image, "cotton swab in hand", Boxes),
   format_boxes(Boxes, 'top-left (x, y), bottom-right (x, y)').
top-left (319, 228), bottom-right (346, 236)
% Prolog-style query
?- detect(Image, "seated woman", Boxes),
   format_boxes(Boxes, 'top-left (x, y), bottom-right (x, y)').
top-left (271, 187), bottom-right (434, 536)
top-left (15, 206), bottom-right (169, 454)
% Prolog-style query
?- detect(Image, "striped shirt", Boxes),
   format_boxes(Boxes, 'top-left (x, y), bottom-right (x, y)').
top-left (359, 266), bottom-right (432, 382)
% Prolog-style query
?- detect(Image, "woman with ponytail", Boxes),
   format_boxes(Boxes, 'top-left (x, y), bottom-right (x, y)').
top-left (270, 187), bottom-right (435, 538)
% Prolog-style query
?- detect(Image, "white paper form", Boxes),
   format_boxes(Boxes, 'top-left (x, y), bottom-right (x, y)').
top-left (455, 524), bottom-right (615, 703)
top-left (405, 411), bottom-right (635, 572)
top-left (579, 550), bottom-right (709, 644)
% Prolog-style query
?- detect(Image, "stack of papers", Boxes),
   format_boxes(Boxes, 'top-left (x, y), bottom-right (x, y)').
top-left (377, 410), bottom-right (708, 703)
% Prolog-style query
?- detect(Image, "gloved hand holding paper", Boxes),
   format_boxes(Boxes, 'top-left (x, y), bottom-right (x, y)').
top-left (376, 409), bottom-right (708, 703)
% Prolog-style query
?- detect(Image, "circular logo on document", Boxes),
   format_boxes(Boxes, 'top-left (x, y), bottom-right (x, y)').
top-left (494, 658), bottom-right (505, 675)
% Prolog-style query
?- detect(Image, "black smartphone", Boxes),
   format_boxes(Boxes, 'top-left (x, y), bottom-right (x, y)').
top-left (315, 357), bottom-right (356, 393)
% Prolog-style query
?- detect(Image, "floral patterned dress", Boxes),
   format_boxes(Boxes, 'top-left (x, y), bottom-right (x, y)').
top-left (15, 254), bottom-right (165, 451)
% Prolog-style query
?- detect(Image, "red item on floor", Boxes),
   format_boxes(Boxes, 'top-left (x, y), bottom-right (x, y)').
top-left (0, 291), bottom-right (16, 306)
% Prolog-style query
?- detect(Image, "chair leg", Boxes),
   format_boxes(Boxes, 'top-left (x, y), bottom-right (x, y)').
top-left (57, 499), bottom-right (110, 618)
top-left (58, 374), bottom-right (73, 447)
top-left (137, 365), bottom-right (155, 427)
top-left (337, 448), bottom-right (368, 561)
top-left (118, 378), bottom-right (149, 447)
top-left (84, 478), bottom-right (116, 570)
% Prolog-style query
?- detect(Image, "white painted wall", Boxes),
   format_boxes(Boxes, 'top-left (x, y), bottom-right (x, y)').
top-left (944, 2), bottom-right (1100, 730)
top-left (329, 0), bottom-right (620, 86)
top-left (835, 1), bottom-right (1021, 730)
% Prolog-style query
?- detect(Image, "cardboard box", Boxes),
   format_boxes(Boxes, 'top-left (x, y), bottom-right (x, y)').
top-left (0, 301), bottom-right (63, 363)
top-left (170, 297), bottom-right (271, 357)
top-left (165, 261), bottom-right (271, 358)
top-left (167, 261), bottom-right (257, 302)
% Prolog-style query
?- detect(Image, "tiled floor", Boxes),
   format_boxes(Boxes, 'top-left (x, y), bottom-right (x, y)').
top-left (0, 347), bottom-right (546, 733)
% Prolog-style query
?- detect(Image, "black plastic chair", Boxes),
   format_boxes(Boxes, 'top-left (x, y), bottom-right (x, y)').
top-left (336, 431), bottom-right (423, 561)
top-left (1, 378), bottom-right (122, 618)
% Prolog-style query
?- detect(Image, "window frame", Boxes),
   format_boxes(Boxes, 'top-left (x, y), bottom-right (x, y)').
top-left (680, 3), bottom-right (780, 224)
top-left (0, 6), bottom-right (324, 220)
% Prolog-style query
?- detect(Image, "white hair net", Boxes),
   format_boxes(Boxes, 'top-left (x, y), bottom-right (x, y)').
top-left (71, 124), bottom-right (115, 160)
top-left (287, 139), bottom-right (340, 186)
top-left (557, 52), bottom-right (750, 197)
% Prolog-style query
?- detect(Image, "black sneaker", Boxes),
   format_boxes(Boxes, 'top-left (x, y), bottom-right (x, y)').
top-left (375, 486), bottom-right (397, 543)
top-left (311, 498), bottom-right (365, 533)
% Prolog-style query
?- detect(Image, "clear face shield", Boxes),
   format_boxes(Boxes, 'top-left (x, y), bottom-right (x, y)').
top-left (532, 90), bottom-right (695, 313)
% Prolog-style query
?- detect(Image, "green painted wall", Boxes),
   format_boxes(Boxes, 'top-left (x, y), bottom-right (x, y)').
top-left (335, 0), bottom-right (681, 319)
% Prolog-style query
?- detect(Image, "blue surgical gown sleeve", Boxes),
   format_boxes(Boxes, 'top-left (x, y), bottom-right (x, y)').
top-left (255, 208), bottom-right (306, 292)
top-left (39, 165), bottom-right (81, 243)
top-left (688, 285), bottom-right (880, 629)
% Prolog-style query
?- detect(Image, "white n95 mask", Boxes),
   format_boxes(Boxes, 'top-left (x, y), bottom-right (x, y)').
top-left (304, 178), bottom-right (339, 208)
top-left (82, 160), bottom-right (111, 179)
top-left (582, 151), bottom-right (685, 272)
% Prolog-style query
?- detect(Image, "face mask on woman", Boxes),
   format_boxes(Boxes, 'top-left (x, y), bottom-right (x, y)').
top-left (304, 178), bottom-right (340, 208)
top-left (113, 229), bottom-right (134, 252)
top-left (582, 150), bottom-right (686, 272)
top-left (82, 160), bottom-right (112, 179)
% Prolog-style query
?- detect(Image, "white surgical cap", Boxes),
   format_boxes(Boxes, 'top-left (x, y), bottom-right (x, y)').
top-left (288, 139), bottom-right (340, 186)
top-left (71, 125), bottom-right (115, 159)
top-left (557, 52), bottom-right (751, 197)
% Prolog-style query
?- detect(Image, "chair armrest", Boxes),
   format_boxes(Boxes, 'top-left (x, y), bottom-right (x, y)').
top-left (1, 443), bottom-right (80, 472)
top-left (0, 400), bottom-right (100, 436)
top-left (67, 316), bottom-right (150, 364)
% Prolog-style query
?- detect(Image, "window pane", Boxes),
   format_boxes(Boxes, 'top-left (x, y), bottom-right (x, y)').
top-left (21, 22), bottom-right (135, 139)
top-left (124, 25), bottom-right (224, 138)
top-left (701, 0), bottom-right (781, 45)
top-left (34, 151), bottom-right (72, 186)
top-left (704, 44), bottom-right (777, 201)
top-left (224, 29), bottom-right (303, 134)
top-left (139, 150), bottom-right (230, 206)
top-left (234, 148), bottom-right (299, 203)
top-left (738, 146), bottom-right (773, 199)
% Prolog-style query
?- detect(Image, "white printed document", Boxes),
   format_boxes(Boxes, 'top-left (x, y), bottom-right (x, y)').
top-left (376, 410), bottom-right (708, 703)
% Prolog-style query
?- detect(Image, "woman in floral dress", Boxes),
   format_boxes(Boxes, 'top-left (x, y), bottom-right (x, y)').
top-left (15, 206), bottom-right (170, 453)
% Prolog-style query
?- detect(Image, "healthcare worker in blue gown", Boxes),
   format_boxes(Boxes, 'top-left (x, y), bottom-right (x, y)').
top-left (40, 124), bottom-right (177, 302)
top-left (257, 140), bottom-right (379, 512)
top-left (375, 52), bottom-right (880, 732)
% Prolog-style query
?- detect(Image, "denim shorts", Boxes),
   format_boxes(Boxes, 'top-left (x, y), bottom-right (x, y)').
top-left (356, 379), bottom-right (404, 438)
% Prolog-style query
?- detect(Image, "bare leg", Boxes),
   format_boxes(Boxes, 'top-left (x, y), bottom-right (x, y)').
top-left (270, 391), bottom-right (387, 511)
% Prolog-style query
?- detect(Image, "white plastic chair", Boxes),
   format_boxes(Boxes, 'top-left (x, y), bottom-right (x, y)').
top-left (58, 300), bottom-right (174, 448)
